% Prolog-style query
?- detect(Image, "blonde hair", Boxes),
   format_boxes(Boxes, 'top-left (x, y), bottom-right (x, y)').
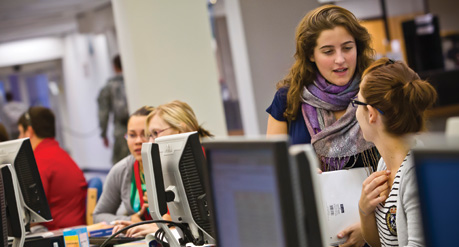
top-left (146, 100), bottom-right (213, 138)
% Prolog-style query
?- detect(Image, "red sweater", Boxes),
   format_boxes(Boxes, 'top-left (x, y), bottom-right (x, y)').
top-left (34, 138), bottom-right (87, 230)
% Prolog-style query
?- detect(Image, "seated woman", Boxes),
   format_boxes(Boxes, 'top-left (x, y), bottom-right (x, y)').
top-left (356, 58), bottom-right (436, 246)
top-left (146, 100), bottom-right (213, 141)
top-left (93, 106), bottom-right (155, 225)
top-left (114, 100), bottom-right (213, 237)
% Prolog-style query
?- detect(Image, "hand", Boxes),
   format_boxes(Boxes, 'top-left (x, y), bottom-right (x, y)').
top-left (111, 220), bottom-right (133, 235)
top-left (317, 168), bottom-right (323, 174)
top-left (337, 222), bottom-right (366, 247)
top-left (130, 204), bottom-right (148, 223)
top-left (125, 223), bottom-right (159, 238)
top-left (359, 170), bottom-right (391, 216)
top-left (103, 137), bottom-right (109, 147)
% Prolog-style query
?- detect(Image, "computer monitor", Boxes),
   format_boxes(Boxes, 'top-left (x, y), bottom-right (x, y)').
top-left (143, 132), bottom-right (214, 246)
top-left (413, 135), bottom-right (459, 247)
top-left (0, 138), bottom-right (52, 247)
top-left (0, 171), bottom-right (8, 247)
top-left (142, 142), bottom-right (177, 246)
top-left (202, 136), bottom-right (305, 247)
top-left (289, 144), bottom-right (326, 247)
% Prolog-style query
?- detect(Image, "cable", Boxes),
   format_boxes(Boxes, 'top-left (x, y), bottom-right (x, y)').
top-left (99, 220), bottom-right (193, 247)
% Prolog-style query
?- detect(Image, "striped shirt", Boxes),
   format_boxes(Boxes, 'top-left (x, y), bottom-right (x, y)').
top-left (375, 153), bottom-right (410, 247)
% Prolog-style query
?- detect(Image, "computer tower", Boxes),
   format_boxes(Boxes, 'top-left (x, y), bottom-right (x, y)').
top-left (402, 14), bottom-right (444, 72)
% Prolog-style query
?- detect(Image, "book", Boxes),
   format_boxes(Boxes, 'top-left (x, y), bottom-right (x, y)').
top-left (86, 222), bottom-right (114, 237)
top-left (63, 227), bottom-right (89, 247)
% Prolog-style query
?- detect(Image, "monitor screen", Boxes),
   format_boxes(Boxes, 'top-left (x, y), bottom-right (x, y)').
top-left (203, 137), bottom-right (303, 247)
top-left (414, 141), bottom-right (459, 247)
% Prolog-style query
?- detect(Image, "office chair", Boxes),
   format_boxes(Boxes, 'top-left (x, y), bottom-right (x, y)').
top-left (86, 177), bottom-right (103, 225)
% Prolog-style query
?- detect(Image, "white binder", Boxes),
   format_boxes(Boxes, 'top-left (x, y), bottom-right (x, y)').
top-left (316, 167), bottom-right (370, 246)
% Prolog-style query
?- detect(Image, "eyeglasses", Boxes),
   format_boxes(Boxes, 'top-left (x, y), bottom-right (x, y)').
top-left (124, 132), bottom-right (147, 141)
top-left (148, 127), bottom-right (173, 141)
top-left (351, 98), bottom-right (385, 115)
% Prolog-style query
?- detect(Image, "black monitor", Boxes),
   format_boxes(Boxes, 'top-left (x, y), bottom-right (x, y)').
top-left (0, 171), bottom-right (8, 247)
top-left (413, 135), bottom-right (459, 247)
top-left (289, 144), bottom-right (326, 247)
top-left (202, 136), bottom-right (305, 247)
top-left (0, 138), bottom-right (52, 247)
top-left (142, 132), bottom-right (214, 246)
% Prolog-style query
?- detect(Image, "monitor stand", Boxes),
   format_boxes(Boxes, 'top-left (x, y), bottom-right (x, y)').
top-left (144, 179), bottom-right (180, 246)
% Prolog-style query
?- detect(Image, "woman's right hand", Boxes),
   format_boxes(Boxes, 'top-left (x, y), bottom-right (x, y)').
top-left (359, 170), bottom-right (391, 216)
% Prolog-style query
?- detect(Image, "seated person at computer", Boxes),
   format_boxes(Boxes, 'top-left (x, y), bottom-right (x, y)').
top-left (17, 106), bottom-right (87, 230)
top-left (113, 100), bottom-right (213, 237)
top-left (93, 106), bottom-right (156, 226)
top-left (146, 100), bottom-right (213, 142)
top-left (356, 58), bottom-right (436, 246)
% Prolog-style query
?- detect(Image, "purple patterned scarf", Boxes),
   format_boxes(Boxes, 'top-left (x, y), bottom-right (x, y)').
top-left (301, 73), bottom-right (375, 170)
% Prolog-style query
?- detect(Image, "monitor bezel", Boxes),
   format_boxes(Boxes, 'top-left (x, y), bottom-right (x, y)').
top-left (289, 144), bottom-right (326, 247)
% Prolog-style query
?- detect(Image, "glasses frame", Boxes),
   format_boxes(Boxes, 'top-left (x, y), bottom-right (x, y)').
top-left (351, 98), bottom-right (385, 115)
top-left (124, 132), bottom-right (147, 141)
top-left (148, 127), bottom-right (173, 141)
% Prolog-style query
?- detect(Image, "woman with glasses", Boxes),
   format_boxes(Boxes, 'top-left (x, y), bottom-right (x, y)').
top-left (93, 106), bottom-right (155, 225)
top-left (113, 100), bottom-right (213, 238)
top-left (357, 58), bottom-right (436, 247)
top-left (146, 100), bottom-right (213, 142)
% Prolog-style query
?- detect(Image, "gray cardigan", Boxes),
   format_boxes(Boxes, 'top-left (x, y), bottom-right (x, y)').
top-left (93, 155), bottom-right (136, 223)
top-left (377, 155), bottom-right (425, 246)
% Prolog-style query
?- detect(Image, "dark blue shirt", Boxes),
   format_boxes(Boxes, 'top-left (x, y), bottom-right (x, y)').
top-left (266, 87), bottom-right (311, 145)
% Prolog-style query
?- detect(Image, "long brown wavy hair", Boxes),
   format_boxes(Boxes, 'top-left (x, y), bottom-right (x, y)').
top-left (277, 5), bottom-right (374, 121)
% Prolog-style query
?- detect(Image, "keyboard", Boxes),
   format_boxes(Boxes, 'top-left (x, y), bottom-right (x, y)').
top-left (89, 236), bottom-right (145, 246)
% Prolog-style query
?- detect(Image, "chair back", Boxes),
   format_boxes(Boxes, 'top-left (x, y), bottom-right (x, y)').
top-left (86, 177), bottom-right (103, 225)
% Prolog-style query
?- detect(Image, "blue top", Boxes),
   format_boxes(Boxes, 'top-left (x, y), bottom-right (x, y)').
top-left (266, 87), bottom-right (312, 145)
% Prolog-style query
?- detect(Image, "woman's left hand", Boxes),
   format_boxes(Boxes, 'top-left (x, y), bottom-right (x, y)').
top-left (125, 223), bottom-right (159, 238)
top-left (337, 222), bottom-right (366, 247)
top-left (111, 220), bottom-right (133, 235)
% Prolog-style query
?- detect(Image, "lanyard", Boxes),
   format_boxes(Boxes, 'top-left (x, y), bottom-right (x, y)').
top-left (134, 161), bottom-right (152, 220)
